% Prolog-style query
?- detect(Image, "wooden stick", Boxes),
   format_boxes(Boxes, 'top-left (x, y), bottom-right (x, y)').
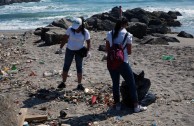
top-left (25, 115), bottom-right (48, 122)
top-left (17, 108), bottom-right (28, 126)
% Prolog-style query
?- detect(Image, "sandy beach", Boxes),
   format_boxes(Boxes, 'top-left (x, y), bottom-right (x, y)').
top-left (0, 29), bottom-right (194, 126)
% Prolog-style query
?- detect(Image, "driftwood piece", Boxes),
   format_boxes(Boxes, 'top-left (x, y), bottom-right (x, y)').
top-left (17, 108), bottom-right (28, 126)
top-left (25, 114), bottom-right (48, 122)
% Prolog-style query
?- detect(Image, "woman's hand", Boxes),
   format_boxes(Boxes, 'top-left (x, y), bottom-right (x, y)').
top-left (86, 51), bottom-right (91, 59)
top-left (55, 48), bottom-right (62, 54)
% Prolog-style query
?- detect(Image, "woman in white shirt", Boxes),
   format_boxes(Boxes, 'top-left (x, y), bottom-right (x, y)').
top-left (106, 17), bottom-right (147, 113)
top-left (57, 17), bottom-right (91, 90)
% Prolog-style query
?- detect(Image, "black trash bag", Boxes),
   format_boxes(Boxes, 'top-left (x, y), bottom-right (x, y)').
top-left (76, 46), bottom-right (88, 57)
top-left (140, 91), bottom-right (156, 106)
top-left (120, 70), bottom-right (155, 108)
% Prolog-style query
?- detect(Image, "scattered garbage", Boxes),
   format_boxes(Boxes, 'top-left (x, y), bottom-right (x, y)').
top-left (84, 88), bottom-right (95, 94)
top-left (29, 71), bottom-right (37, 76)
top-left (39, 60), bottom-right (45, 64)
top-left (191, 99), bottom-right (194, 103)
top-left (43, 70), bottom-right (58, 77)
top-left (152, 120), bottom-right (157, 126)
top-left (8, 65), bottom-right (18, 74)
top-left (0, 70), bottom-right (9, 81)
top-left (60, 109), bottom-right (67, 118)
top-left (23, 121), bottom-right (29, 126)
top-left (114, 116), bottom-right (123, 122)
top-left (91, 95), bottom-right (97, 105)
top-left (162, 55), bottom-right (174, 60)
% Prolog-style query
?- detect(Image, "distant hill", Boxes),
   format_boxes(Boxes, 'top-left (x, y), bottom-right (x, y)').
top-left (0, 0), bottom-right (40, 5)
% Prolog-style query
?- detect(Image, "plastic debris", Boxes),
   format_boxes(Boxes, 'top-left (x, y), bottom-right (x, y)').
top-left (152, 121), bottom-right (157, 126)
top-left (43, 70), bottom-right (57, 77)
top-left (91, 95), bottom-right (97, 104)
top-left (8, 65), bottom-right (18, 74)
top-left (84, 88), bottom-right (90, 93)
top-left (114, 116), bottom-right (123, 122)
top-left (39, 60), bottom-right (45, 64)
top-left (11, 65), bottom-right (17, 70)
top-left (162, 55), bottom-right (174, 60)
top-left (60, 109), bottom-right (67, 118)
top-left (23, 121), bottom-right (29, 126)
top-left (29, 71), bottom-right (37, 76)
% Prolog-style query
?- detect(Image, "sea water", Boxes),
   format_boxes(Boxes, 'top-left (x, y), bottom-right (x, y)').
top-left (0, 0), bottom-right (193, 35)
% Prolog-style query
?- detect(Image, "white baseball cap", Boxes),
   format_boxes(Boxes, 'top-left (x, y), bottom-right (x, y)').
top-left (72, 18), bottom-right (82, 30)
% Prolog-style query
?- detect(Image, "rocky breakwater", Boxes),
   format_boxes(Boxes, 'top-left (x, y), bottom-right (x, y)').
top-left (34, 6), bottom-right (193, 45)
top-left (0, 0), bottom-right (40, 5)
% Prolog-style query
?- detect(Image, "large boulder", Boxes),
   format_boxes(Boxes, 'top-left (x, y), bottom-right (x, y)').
top-left (44, 27), bottom-right (66, 45)
top-left (51, 18), bottom-right (71, 29)
top-left (177, 31), bottom-right (194, 38)
top-left (85, 18), bottom-right (115, 31)
top-left (140, 35), bottom-right (169, 45)
top-left (126, 22), bottom-right (147, 39)
top-left (147, 25), bottom-right (171, 34)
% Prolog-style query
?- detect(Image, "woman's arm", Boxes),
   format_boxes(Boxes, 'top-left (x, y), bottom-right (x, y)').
top-left (86, 39), bottom-right (91, 51)
top-left (60, 34), bottom-right (69, 49)
top-left (105, 40), bottom-right (110, 52)
top-left (126, 44), bottom-right (132, 55)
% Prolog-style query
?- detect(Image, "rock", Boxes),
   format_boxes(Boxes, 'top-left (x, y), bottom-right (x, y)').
top-left (0, 0), bottom-right (40, 6)
top-left (98, 45), bottom-right (106, 51)
top-left (177, 31), bottom-right (194, 38)
top-left (44, 27), bottom-right (66, 45)
top-left (140, 35), bottom-right (169, 45)
top-left (167, 20), bottom-right (181, 27)
top-left (127, 22), bottom-right (147, 38)
top-left (148, 25), bottom-right (170, 34)
top-left (11, 36), bottom-right (18, 39)
top-left (60, 109), bottom-right (67, 118)
top-left (152, 34), bottom-right (180, 42)
top-left (51, 18), bottom-right (71, 29)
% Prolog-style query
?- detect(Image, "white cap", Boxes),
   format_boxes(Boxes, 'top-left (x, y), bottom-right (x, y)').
top-left (72, 18), bottom-right (82, 30)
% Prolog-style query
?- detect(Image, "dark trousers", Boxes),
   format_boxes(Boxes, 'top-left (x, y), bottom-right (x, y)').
top-left (108, 62), bottom-right (138, 104)
top-left (63, 48), bottom-right (83, 73)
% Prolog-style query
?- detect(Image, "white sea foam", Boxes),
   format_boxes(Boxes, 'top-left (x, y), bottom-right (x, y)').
top-left (0, 20), bottom-right (46, 30)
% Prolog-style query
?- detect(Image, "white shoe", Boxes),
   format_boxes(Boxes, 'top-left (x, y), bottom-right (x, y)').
top-left (134, 105), bottom-right (147, 113)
